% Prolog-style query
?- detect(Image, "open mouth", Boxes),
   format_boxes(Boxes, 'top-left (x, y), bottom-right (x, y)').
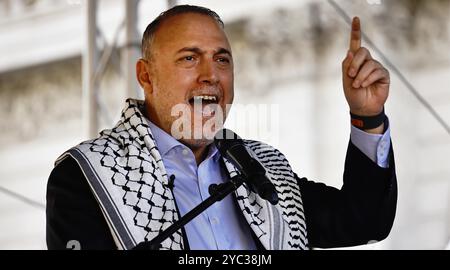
top-left (188, 95), bottom-right (220, 117)
top-left (189, 95), bottom-right (218, 104)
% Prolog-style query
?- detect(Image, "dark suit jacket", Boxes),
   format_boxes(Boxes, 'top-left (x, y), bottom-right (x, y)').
top-left (46, 141), bottom-right (397, 250)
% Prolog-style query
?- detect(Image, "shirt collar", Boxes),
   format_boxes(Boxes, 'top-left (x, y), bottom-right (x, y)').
top-left (147, 120), bottom-right (183, 157)
top-left (207, 142), bottom-right (220, 162)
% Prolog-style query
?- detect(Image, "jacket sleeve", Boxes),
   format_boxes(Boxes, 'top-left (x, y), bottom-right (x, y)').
top-left (297, 141), bottom-right (397, 248)
top-left (46, 156), bottom-right (116, 250)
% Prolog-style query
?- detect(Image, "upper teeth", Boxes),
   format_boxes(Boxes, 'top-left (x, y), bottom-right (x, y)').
top-left (193, 96), bottom-right (217, 102)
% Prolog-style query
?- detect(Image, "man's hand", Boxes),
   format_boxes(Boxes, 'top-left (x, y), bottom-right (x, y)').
top-left (342, 17), bottom-right (390, 118)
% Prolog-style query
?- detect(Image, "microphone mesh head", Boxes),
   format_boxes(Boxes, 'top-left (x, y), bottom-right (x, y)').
top-left (214, 128), bottom-right (241, 140)
top-left (214, 129), bottom-right (242, 155)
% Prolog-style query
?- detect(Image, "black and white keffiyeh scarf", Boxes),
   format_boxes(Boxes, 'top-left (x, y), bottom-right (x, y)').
top-left (56, 99), bottom-right (309, 250)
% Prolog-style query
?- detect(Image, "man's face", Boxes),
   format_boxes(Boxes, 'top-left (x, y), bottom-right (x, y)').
top-left (141, 13), bottom-right (234, 149)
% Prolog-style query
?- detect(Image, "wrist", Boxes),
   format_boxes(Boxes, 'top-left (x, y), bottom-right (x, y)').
top-left (350, 108), bottom-right (386, 132)
top-left (361, 123), bottom-right (384, 134)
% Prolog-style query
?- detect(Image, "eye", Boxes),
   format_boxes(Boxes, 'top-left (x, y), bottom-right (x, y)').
top-left (184, 55), bottom-right (195, 61)
top-left (216, 56), bottom-right (231, 64)
top-left (217, 58), bottom-right (229, 63)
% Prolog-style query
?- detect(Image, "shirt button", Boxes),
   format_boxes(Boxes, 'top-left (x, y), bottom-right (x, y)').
top-left (211, 218), bottom-right (219, 225)
top-left (182, 149), bottom-right (189, 156)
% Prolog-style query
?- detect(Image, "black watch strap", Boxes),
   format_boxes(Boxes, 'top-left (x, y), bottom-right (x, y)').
top-left (350, 108), bottom-right (386, 130)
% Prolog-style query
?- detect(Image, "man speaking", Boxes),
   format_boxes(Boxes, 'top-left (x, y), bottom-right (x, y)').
top-left (46, 5), bottom-right (396, 250)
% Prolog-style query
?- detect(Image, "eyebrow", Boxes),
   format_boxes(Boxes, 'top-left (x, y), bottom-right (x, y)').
top-left (176, 47), bottom-right (232, 57)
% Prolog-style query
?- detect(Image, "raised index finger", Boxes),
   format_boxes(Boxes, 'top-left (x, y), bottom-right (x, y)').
top-left (349, 17), bottom-right (361, 53)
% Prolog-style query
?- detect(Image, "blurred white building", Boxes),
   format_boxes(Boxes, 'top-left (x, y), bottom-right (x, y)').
top-left (0, 0), bottom-right (449, 249)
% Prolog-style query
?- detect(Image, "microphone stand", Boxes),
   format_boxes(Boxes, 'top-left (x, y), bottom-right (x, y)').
top-left (132, 175), bottom-right (245, 250)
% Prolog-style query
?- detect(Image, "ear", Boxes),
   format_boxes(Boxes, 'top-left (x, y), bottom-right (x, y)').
top-left (136, 59), bottom-right (153, 93)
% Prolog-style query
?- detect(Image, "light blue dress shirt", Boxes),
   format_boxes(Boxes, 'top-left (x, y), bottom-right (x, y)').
top-left (147, 119), bottom-right (391, 250)
top-left (350, 120), bottom-right (391, 168)
top-left (148, 121), bottom-right (257, 250)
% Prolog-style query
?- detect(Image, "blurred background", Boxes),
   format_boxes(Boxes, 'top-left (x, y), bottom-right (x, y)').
top-left (0, 0), bottom-right (449, 250)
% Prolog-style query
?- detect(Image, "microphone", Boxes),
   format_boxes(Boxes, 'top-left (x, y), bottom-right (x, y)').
top-left (214, 129), bottom-right (279, 205)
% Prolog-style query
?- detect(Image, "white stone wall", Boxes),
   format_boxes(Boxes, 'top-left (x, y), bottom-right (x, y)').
top-left (0, 0), bottom-right (449, 249)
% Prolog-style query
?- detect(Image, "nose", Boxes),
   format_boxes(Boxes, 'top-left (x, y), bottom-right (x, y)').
top-left (198, 59), bottom-right (219, 85)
